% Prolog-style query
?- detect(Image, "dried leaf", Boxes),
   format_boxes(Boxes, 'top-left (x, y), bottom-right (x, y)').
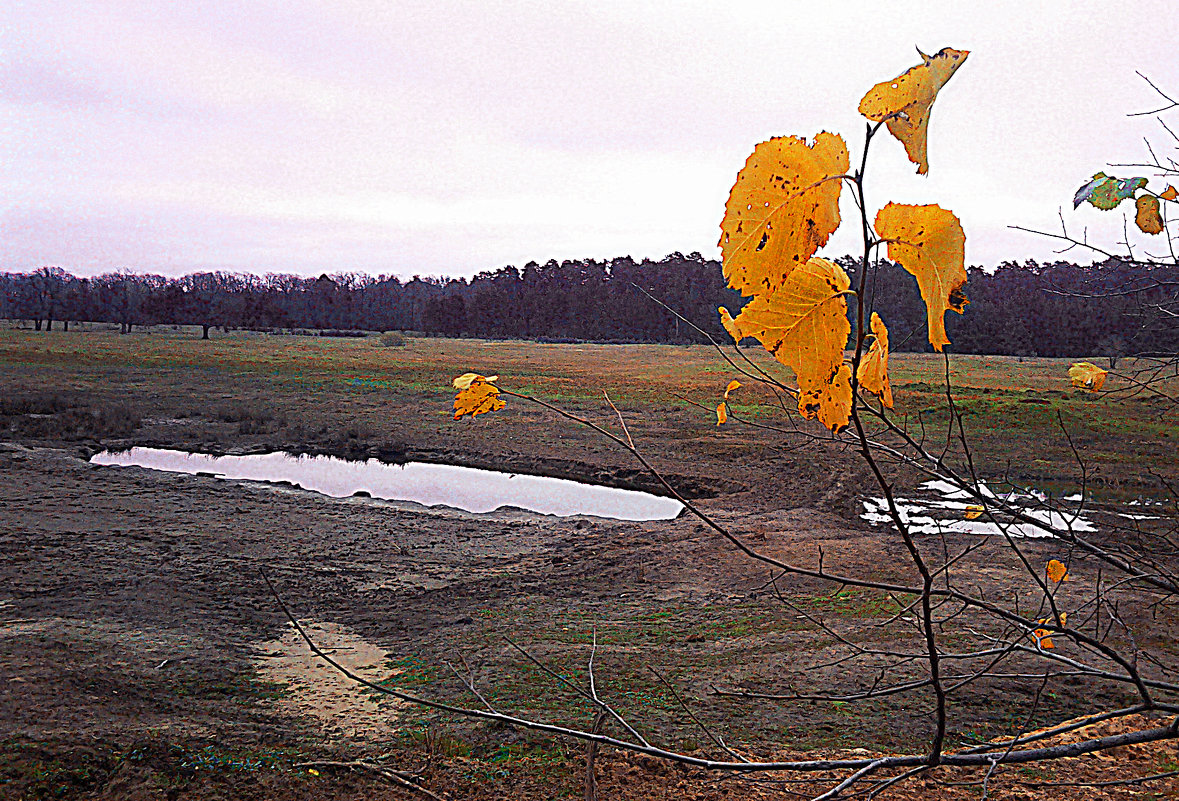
top-left (1136, 195), bottom-right (1164, 235)
top-left (1162, 185), bottom-right (1178, 201)
top-left (732, 257), bottom-right (852, 433)
top-left (1032, 628), bottom-right (1055, 649)
top-left (453, 372), bottom-right (498, 390)
top-left (719, 133), bottom-right (849, 297)
top-left (1068, 362), bottom-right (1107, 391)
top-left (964, 504), bottom-right (984, 520)
top-left (724, 379), bottom-right (742, 400)
top-left (716, 402), bottom-right (728, 426)
top-left (858, 47), bottom-right (969, 175)
top-left (856, 312), bottom-right (893, 407)
top-left (875, 202), bottom-right (968, 351)
top-left (1073, 172), bottom-right (1148, 210)
top-left (719, 307), bottom-right (744, 344)
top-left (453, 380), bottom-right (506, 420)
top-left (1046, 559), bottom-right (1070, 583)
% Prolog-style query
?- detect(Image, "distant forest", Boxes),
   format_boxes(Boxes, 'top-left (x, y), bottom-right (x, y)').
top-left (2, 253), bottom-right (1177, 358)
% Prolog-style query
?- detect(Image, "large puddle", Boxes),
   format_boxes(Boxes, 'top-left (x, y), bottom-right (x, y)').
top-left (90, 447), bottom-right (683, 521)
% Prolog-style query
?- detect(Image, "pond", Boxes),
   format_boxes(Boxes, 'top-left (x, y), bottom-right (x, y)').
top-left (90, 447), bottom-right (684, 521)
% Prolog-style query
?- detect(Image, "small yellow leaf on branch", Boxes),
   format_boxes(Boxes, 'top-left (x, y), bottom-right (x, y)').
top-left (719, 307), bottom-right (744, 344)
top-left (1046, 559), bottom-right (1070, 583)
top-left (964, 504), bottom-right (984, 520)
top-left (1136, 195), bottom-right (1164, 235)
top-left (453, 372), bottom-right (498, 390)
top-left (1032, 628), bottom-right (1055, 649)
top-left (720, 133), bottom-right (849, 297)
top-left (716, 402), bottom-right (728, 426)
top-left (1162, 185), bottom-right (1178, 201)
top-left (858, 47), bottom-right (969, 175)
top-left (453, 378), bottom-right (506, 420)
top-left (732, 257), bottom-right (853, 433)
top-left (1068, 362), bottom-right (1107, 391)
top-left (724, 379), bottom-right (742, 400)
top-left (875, 202), bottom-right (968, 352)
top-left (856, 312), bottom-right (893, 407)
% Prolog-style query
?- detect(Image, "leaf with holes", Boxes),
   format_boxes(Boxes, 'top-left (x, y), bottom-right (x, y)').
top-left (858, 47), bottom-right (969, 175)
top-left (875, 203), bottom-right (968, 351)
top-left (1074, 172), bottom-right (1148, 210)
top-left (731, 257), bottom-right (853, 433)
top-left (719, 133), bottom-right (849, 297)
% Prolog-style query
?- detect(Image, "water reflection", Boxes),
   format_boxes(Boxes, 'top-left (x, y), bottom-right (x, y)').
top-left (91, 447), bottom-right (683, 521)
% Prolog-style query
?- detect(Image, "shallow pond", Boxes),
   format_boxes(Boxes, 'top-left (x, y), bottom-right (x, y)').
top-left (91, 447), bottom-right (684, 521)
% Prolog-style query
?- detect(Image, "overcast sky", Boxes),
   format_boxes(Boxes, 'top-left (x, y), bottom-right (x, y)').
top-left (2, 1), bottom-right (1177, 279)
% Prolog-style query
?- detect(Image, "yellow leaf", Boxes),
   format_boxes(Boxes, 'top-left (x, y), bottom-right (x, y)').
top-left (858, 47), bottom-right (969, 175)
top-left (1046, 559), bottom-right (1070, 583)
top-left (453, 372), bottom-right (498, 390)
top-left (875, 202), bottom-right (968, 351)
top-left (724, 379), bottom-right (742, 400)
top-left (453, 380), bottom-right (506, 420)
top-left (1162, 185), bottom-right (1178, 201)
top-left (732, 257), bottom-right (853, 433)
top-left (308, 768), bottom-right (320, 776)
top-left (716, 402), bottom-right (728, 426)
top-left (1136, 195), bottom-right (1164, 235)
top-left (964, 504), bottom-right (984, 520)
top-left (719, 133), bottom-right (849, 297)
top-left (856, 312), bottom-right (893, 407)
top-left (1068, 362), bottom-right (1107, 391)
top-left (1032, 628), bottom-right (1055, 649)
top-left (719, 307), bottom-right (743, 344)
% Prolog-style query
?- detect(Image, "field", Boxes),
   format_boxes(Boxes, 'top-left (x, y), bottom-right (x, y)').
top-left (2, 325), bottom-right (1178, 800)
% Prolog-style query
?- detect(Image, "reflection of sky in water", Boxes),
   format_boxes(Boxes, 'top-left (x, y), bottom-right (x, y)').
top-left (92, 448), bottom-right (683, 522)
top-left (861, 480), bottom-right (1099, 539)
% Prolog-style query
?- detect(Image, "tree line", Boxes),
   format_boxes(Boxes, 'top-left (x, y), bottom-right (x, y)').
top-left (2, 254), bottom-right (1175, 358)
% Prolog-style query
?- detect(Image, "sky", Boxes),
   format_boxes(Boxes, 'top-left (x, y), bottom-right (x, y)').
top-left (2, 0), bottom-right (1178, 279)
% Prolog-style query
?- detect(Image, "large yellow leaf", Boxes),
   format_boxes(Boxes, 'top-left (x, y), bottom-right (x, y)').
top-left (719, 133), bottom-right (849, 297)
top-left (453, 379), bottom-right (505, 420)
top-left (875, 202), bottom-right (968, 352)
top-left (1068, 362), bottom-right (1107, 391)
top-left (859, 48), bottom-right (969, 175)
top-left (856, 312), bottom-right (893, 407)
top-left (731, 257), bottom-right (853, 433)
top-left (1046, 559), bottom-right (1070, 583)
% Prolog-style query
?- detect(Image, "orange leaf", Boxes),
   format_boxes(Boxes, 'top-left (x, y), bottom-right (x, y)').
top-left (1136, 195), bottom-right (1164, 235)
top-left (875, 202), bottom-right (968, 351)
top-left (724, 379), bottom-right (742, 400)
top-left (964, 504), bottom-right (984, 520)
top-left (1046, 559), bottom-right (1069, 583)
top-left (1162, 185), bottom-right (1178, 201)
top-left (732, 257), bottom-right (852, 433)
top-left (856, 312), bottom-right (893, 407)
top-left (719, 133), bottom-right (849, 297)
top-left (1032, 628), bottom-right (1055, 649)
top-left (716, 402), bottom-right (728, 426)
top-left (719, 307), bottom-right (743, 344)
top-left (453, 380), bottom-right (506, 420)
top-left (1068, 362), bottom-right (1107, 391)
top-left (859, 47), bottom-right (969, 175)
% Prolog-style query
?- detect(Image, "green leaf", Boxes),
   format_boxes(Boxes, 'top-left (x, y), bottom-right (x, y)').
top-left (1073, 172), bottom-right (1148, 210)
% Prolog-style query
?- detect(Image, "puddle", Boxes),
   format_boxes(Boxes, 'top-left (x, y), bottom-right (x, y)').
top-left (253, 620), bottom-right (402, 740)
top-left (861, 480), bottom-right (1099, 539)
top-left (90, 447), bottom-right (683, 521)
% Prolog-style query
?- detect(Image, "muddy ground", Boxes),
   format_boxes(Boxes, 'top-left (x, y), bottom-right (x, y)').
top-left (2, 331), bottom-right (1178, 799)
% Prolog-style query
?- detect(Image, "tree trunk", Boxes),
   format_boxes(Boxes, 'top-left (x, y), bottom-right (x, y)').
top-left (202, 324), bottom-right (211, 340)
top-left (34, 319), bottom-right (42, 331)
